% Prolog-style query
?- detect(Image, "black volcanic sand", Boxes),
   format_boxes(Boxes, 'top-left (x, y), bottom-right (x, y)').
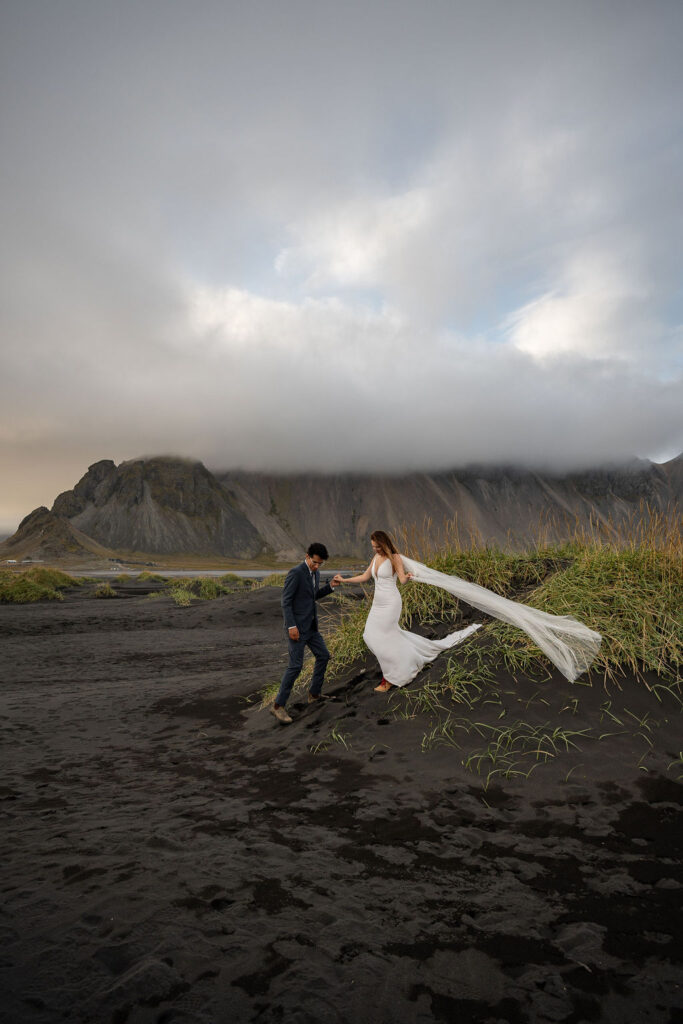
top-left (1, 582), bottom-right (682, 1024)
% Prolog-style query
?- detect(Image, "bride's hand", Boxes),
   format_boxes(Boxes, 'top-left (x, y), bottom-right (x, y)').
top-left (332, 574), bottom-right (344, 584)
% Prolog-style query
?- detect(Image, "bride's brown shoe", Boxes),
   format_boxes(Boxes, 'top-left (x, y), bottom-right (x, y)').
top-left (374, 679), bottom-right (392, 692)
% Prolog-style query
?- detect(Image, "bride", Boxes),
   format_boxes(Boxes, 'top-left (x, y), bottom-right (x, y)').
top-left (333, 530), bottom-right (601, 691)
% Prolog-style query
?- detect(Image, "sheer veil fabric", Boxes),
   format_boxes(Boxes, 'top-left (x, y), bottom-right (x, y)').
top-left (401, 556), bottom-right (602, 683)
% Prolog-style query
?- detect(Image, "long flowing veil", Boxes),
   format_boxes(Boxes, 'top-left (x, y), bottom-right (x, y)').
top-left (401, 556), bottom-right (602, 682)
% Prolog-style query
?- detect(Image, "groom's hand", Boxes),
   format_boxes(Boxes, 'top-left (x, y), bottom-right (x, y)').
top-left (288, 626), bottom-right (300, 641)
top-left (330, 575), bottom-right (341, 588)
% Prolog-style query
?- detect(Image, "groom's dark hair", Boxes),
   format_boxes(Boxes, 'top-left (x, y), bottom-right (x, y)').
top-left (307, 542), bottom-right (329, 560)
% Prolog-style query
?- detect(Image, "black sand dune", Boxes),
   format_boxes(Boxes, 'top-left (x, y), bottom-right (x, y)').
top-left (1, 583), bottom-right (681, 1023)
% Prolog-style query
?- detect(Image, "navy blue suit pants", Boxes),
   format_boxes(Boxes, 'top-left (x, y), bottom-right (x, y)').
top-left (275, 627), bottom-right (330, 707)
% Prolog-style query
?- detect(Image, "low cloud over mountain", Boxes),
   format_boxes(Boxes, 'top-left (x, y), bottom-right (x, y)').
top-left (2, 454), bottom-right (680, 564)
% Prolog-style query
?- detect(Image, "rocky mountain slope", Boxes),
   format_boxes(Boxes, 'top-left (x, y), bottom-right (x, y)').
top-left (50, 458), bottom-right (263, 558)
top-left (217, 456), bottom-right (682, 558)
top-left (1, 454), bottom-right (680, 563)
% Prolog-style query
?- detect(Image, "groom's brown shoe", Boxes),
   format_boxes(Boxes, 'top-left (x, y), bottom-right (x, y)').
top-left (269, 703), bottom-right (292, 724)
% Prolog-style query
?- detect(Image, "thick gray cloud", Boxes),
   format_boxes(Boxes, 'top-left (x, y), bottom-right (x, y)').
top-left (1, 0), bottom-right (682, 531)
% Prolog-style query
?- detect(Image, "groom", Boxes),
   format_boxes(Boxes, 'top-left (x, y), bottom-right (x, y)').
top-left (270, 542), bottom-right (340, 724)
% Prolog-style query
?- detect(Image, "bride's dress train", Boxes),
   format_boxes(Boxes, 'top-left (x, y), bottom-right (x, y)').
top-left (362, 557), bottom-right (482, 687)
top-left (362, 555), bottom-right (602, 688)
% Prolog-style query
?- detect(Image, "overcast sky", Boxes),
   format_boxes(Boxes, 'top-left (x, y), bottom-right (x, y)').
top-left (1, 0), bottom-right (682, 532)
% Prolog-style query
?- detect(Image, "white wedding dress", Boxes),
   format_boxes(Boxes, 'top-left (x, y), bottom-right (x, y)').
top-left (362, 556), bottom-right (482, 687)
top-left (362, 554), bottom-right (602, 687)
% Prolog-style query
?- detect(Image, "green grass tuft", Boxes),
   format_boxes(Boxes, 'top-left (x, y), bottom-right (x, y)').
top-left (0, 567), bottom-right (79, 603)
top-left (251, 573), bottom-right (287, 589)
top-left (160, 574), bottom-right (251, 605)
top-left (94, 582), bottom-right (116, 599)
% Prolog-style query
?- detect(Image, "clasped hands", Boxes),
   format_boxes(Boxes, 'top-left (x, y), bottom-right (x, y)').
top-left (331, 572), bottom-right (413, 585)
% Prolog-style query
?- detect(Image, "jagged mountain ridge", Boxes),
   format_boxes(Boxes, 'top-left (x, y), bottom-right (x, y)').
top-left (217, 457), bottom-right (681, 558)
top-left (1, 454), bottom-right (680, 563)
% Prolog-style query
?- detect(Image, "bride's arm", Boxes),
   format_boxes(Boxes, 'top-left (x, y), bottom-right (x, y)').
top-left (392, 553), bottom-right (413, 584)
top-left (333, 561), bottom-right (373, 585)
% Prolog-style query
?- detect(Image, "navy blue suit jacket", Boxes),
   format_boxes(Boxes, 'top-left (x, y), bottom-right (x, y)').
top-left (281, 561), bottom-right (333, 634)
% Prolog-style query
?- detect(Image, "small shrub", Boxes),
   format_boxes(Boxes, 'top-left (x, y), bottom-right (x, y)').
top-left (169, 586), bottom-right (193, 607)
top-left (198, 578), bottom-right (221, 600)
top-left (218, 573), bottom-right (252, 593)
top-left (220, 573), bottom-right (246, 585)
top-left (94, 582), bottom-right (116, 599)
top-left (137, 571), bottom-right (166, 583)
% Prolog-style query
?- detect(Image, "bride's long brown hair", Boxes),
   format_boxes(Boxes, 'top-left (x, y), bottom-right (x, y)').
top-left (371, 530), bottom-right (399, 573)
